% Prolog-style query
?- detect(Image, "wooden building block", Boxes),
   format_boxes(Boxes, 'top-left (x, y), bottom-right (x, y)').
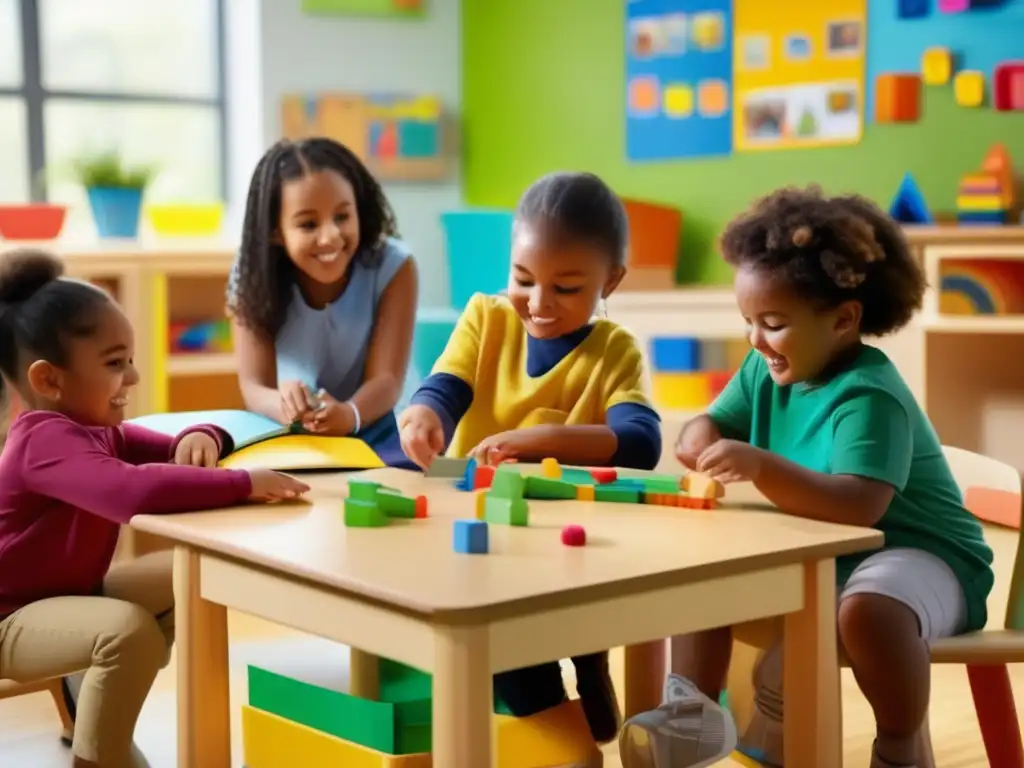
top-left (875, 73), bottom-right (921, 122)
top-left (921, 47), bottom-right (953, 86)
top-left (994, 62), bottom-right (1024, 112)
top-left (954, 70), bottom-right (986, 108)
top-left (684, 471), bottom-right (725, 500)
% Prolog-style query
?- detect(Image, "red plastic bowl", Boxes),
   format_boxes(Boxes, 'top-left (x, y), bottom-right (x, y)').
top-left (0, 204), bottom-right (68, 240)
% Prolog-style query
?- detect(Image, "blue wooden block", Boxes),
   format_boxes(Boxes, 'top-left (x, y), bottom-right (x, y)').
top-left (455, 457), bottom-right (477, 491)
top-left (453, 520), bottom-right (489, 554)
top-left (897, 0), bottom-right (930, 18)
top-left (650, 337), bottom-right (701, 372)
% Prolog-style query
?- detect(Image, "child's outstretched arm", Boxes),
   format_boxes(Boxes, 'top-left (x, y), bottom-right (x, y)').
top-left (232, 320), bottom-right (292, 424)
top-left (118, 423), bottom-right (232, 467)
top-left (22, 415), bottom-right (254, 523)
top-left (706, 390), bottom-right (909, 528)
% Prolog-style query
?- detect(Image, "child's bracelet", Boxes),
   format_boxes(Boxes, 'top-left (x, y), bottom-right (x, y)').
top-left (346, 400), bottom-right (361, 435)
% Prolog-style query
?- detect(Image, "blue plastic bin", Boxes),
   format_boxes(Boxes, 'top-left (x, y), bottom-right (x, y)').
top-left (87, 187), bottom-right (143, 239)
top-left (441, 210), bottom-right (514, 310)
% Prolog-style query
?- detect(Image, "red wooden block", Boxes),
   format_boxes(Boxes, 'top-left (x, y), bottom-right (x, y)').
top-left (589, 468), bottom-right (618, 484)
top-left (994, 62), bottom-right (1024, 112)
top-left (707, 370), bottom-right (732, 399)
top-left (561, 524), bottom-right (587, 547)
top-left (473, 465), bottom-right (495, 490)
top-left (414, 495), bottom-right (428, 518)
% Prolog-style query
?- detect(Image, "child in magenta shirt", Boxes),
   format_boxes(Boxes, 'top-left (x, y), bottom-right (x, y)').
top-left (0, 250), bottom-right (308, 768)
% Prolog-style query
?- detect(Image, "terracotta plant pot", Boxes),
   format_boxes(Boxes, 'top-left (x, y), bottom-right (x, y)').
top-left (0, 204), bottom-right (68, 240)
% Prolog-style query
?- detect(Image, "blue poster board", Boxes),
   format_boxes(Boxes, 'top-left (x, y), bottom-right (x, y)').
top-left (625, 0), bottom-right (734, 161)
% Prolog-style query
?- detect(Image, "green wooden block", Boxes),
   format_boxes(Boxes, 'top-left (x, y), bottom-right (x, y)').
top-left (490, 469), bottom-right (526, 499)
top-left (594, 484), bottom-right (641, 503)
top-left (560, 467), bottom-right (596, 485)
top-left (377, 658), bottom-right (515, 716)
top-left (524, 475), bottom-right (578, 500)
top-left (347, 478), bottom-right (382, 502)
top-left (344, 498), bottom-right (388, 527)
top-left (637, 476), bottom-right (681, 494)
top-left (484, 495), bottom-right (529, 525)
top-left (377, 489), bottom-right (416, 518)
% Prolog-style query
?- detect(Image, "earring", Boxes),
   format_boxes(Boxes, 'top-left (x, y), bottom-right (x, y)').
top-left (599, 298), bottom-right (608, 319)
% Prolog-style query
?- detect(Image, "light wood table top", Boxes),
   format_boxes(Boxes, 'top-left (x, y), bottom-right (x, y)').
top-left (134, 467), bottom-right (883, 620)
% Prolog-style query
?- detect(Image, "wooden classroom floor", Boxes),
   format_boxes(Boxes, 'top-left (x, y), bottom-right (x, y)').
top-left (1, 524), bottom-right (1020, 767)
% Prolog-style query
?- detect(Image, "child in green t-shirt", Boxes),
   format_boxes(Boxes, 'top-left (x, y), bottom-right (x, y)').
top-left (620, 187), bottom-right (994, 768)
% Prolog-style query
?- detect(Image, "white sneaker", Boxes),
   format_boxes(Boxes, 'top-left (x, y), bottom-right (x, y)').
top-left (619, 674), bottom-right (738, 768)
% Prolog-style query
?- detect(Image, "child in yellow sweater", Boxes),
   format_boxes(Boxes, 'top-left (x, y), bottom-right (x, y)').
top-left (399, 171), bottom-right (662, 742)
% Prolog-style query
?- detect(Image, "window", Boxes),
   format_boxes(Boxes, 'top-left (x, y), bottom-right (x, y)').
top-left (0, 0), bottom-right (226, 233)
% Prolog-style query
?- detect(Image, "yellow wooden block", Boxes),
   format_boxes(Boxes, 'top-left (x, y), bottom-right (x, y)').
top-left (242, 706), bottom-right (431, 768)
top-left (494, 699), bottom-right (602, 768)
top-left (243, 699), bottom-right (601, 768)
top-left (577, 484), bottom-right (595, 501)
top-left (684, 471), bottom-right (725, 500)
top-left (956, 194), bottom-right (1006, 211)
top-left (921, 46), bottom-right (952, 86)
top-left (954, 70), bottom-right (985, 107)
top-left (475, 490), bottom-right (487, 519)
top-left (651, 372), bottom-right (712, 410)
top-left (541, 457), bottom-right (562, 479)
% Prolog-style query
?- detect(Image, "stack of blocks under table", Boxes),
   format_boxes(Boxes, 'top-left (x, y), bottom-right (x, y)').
top-left (240, 461), bottom-right (723, 767)
top-left (648, 336), bottom-right (747, 413)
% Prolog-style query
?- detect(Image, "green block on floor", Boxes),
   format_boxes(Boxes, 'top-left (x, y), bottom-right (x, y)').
top-left (490, 470), bottom-right (526, 499)
top-left (377, 658), bottom-right (515, 716)
top-left (247, 665), bottom-right (428, 754)
top-left (347, 478), bottom-right (382, 502)
top-left (560, 467), bottom-right (596, 485)
top-left (484, 494), bottom-right (529, 525)
top-left (377, 489), bottom-right (416, 518)
top-left (524, 475), bottom-right (578, 500)
top-left (344, 498), bottom-right (388, 527)
top-left (594, 484), bottom-right (641, 503)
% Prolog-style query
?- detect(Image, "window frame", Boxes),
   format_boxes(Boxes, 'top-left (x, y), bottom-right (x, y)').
top-left (0, 0), bottom-right (228, 202)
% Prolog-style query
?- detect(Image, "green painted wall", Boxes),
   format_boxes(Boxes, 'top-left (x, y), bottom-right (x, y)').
top-left (461, 0), bottom-right (1024, 285)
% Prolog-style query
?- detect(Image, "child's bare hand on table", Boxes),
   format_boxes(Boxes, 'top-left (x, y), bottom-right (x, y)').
top-left (398, 405), bottom-right (445, 469)
top-left (247, 469), bottom-right (310, 502)
top-left (695, 439), bottom-right (764, 485)
top-left (675, 415), bottom-right (723, 470)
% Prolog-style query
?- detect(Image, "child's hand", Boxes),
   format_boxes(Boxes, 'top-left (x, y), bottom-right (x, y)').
top-left (675, 416), bottom-right (723, 470)
top-left (469, 431), bottom-right (526, 466)
top-left (398, 405), bottom-right (445, 469)
top-left (302, 390), bottom-right (355, 435)
top-left (279, 380), bottom-right (317, 424)
top-left (696, 440), bottom-right (763, 484)
top-left (247, 469), bottom-right (310, 502)
top-left (173, 432), bottom-right (220, 468)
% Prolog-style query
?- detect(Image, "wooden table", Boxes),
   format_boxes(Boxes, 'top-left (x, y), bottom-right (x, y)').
top-left (131, 467), bottom-right (882, 768)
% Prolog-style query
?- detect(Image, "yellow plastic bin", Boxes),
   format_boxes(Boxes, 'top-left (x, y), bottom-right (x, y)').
top-left (147, 203), bottom-right (224, 237)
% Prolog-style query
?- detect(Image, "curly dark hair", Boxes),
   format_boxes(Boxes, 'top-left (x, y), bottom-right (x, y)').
top-left (516, 172), bottom-right (629, 266)
top-left (230, 138), bottom-right (399, 339)
top-left (719, 186), bottom-right (925, 337)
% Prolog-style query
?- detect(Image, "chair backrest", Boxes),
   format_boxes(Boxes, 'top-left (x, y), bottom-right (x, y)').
top-left (942, 445), bottom-right (1024, 630)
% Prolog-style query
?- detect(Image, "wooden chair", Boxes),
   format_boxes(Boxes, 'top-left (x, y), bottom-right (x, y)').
top-left (0, 678), bottom-right (73, 733)
top-left (729, 445), bottom-right (1023, 767)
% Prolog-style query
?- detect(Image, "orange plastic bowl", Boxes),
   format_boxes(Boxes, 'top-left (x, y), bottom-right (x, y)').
top-left (0, 204), bottom-right (68, 240)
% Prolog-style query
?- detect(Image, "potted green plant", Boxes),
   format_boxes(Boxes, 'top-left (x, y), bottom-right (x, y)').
top-left (71, 152), bottom-right (155, 239)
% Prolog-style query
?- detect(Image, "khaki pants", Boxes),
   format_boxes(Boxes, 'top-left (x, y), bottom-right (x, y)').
top-left (0, 551), bottom-right (174, 767)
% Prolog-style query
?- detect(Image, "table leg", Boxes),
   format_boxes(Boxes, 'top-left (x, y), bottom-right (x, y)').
top-left (783, 559), bottom-right (841, 768)
top-left (349, 648), bottom-right (380, 699)
top-left (432, 625), bottom-right (494, 767)
top-left (624, 641), bottom-right (665, 718)
top-left (173, 546), bottom-right (231, 768)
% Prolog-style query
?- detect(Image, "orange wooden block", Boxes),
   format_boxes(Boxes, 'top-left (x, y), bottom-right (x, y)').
top-left (965, 486), bottom-right (1021, 529)
top-left (576, 484), bottom-right (595, 502)
top-left (875, 73), bottom-right (921, 123)
top-left (621, 198), bottom-right (682, 270)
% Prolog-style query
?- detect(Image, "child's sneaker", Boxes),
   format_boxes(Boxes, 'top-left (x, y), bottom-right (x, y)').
top-left (619, 674), bottom-right (738, 768)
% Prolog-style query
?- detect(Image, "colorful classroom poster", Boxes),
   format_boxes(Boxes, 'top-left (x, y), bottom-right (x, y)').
top-left (625, 0), bottom-right (734, 161)
top-left (731, 0), bottom-right (866, 152)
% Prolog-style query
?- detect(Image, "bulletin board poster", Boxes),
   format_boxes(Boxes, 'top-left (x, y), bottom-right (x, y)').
top-left (731, 0), bottom-right (866, 152)
top-left (625, 0), bottom-right (734, 162)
